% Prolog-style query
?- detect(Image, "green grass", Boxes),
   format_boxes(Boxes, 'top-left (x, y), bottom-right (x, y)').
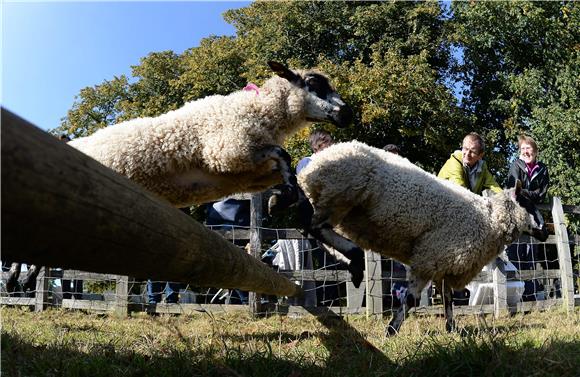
top-left (2, 307), bottom-right (579, 377)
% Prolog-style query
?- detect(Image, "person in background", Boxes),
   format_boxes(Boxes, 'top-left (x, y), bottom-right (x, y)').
top-left (438, 132), bottom-right (501, 305)
top-left (146, 207), bottom-right (191, 306)
top-left (505, 135), bottom-right (550, 301)
top-left (147, 280), bottom-right (181, 305)
top-left (296, 129), bottom-right (334, 174)
top-left (438, 132), bottom-right (502, 195)
top-left (204, 199), bottom-right (251, 304)
top-left (506, 135), bottom-right (549, 204)
top-left (383, 144), bottom-right (401, 155)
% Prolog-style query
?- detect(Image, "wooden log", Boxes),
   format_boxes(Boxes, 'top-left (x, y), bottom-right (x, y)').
top-left (1, 108), bottom-right (300, 297)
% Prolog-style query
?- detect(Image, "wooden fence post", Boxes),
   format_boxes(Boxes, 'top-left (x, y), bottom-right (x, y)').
top-left (249, 193), bottom-right (263, 316)
top-left (551, 197), bottom-right (575, 313)
top-left (492, 260), bottom-right (508, 318)
top-left (34, 267), bottom-right (50, 312)
top-left (364, 250), bottom-right (383, 317)
top-left (115, 275), bottom-right (129, 317)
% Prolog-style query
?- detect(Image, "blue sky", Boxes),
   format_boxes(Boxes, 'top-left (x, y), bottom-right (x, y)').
top-left (2, 1), bottom-right (251, 131)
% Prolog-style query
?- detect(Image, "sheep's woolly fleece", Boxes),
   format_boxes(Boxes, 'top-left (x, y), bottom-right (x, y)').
top-left (298, 141), bottom-right (532, 289)
top-left (69, 75), bottom-right (315, 206)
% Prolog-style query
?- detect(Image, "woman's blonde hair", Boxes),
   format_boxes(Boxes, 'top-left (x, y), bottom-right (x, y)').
top-left (518, 134), bottom-right (538, 152)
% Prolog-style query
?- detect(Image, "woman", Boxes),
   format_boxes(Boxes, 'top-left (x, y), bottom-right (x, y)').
top-left (506, 135), bottom-right (550, 301)
top-left (506, 135), bottom-right (550, 203)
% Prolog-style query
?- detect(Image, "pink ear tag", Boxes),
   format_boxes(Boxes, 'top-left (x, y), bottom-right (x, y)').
top-left (243, 83), bottom-right (260, 95)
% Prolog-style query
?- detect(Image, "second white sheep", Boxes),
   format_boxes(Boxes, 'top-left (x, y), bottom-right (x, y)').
top-left (297, 141), bottom-right (548, 335)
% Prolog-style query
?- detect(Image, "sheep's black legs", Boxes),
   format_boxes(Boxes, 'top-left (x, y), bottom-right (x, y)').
top-left (387, 276), bottom-right (426, 336)
top-left (5, 262), bottom-right (21, 293)
top-left (307, 222), bottom-right (365, 288)
top-left (442, 282), bottom-right (456, 333)
top-left (255, 145), bottom-right (299, 214)
top-left (20, 264), bottom-right (39, 292)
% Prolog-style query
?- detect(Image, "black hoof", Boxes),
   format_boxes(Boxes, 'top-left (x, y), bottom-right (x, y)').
top-left (386, 324), bottom-right (399, 337)
top-left (268, 184), bottom-right (298, 215)
top-left (347, 250), bottom-right (365, 288)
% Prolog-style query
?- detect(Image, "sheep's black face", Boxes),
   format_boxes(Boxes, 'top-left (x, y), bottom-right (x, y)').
top-left (268, 61), bottom-right (353, 128)
top-left (303, 73), bottom-right (353, 128)
top-left (516, 192), bottom-right (549, 242)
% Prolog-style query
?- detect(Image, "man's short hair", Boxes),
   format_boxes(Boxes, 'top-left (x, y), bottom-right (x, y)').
top-left (463, 132), bottom-right (485, 154)
top-left (383, 144), bottom-right (400, 155)
top-left (309, 129), bottom-right (333, 153)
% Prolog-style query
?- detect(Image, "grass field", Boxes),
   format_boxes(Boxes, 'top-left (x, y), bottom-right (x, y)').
top-left (2, 307), bottom-right (579, 377)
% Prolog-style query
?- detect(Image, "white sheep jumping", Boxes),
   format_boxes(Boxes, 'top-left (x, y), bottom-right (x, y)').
top-left (297, 141), bottom-right (548, 335)
top-left (69, 62), bottom-right (352, 207)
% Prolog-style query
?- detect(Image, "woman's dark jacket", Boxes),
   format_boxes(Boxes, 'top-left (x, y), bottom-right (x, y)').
top-left (506, 158), bottom-right (549, 204)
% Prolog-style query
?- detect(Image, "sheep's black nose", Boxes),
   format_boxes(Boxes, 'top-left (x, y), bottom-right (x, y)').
top-left (335, 104), bottom-right (353, 128)
top-left (533, 226), bottom-right (549, 242)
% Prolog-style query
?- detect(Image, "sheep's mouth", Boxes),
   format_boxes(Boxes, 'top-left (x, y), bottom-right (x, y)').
top-left (327, 105), bottom-right (353, 128)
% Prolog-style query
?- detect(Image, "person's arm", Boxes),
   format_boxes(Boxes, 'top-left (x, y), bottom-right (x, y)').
top-left (505, 161), bottom-right (520, 189)
top-left (482, 168), bottom-right (502, 193)
top-left (437, 157), bottom-right (466, 188)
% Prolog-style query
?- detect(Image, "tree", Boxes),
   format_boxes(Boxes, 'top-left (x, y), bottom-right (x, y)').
top-left (57, 75), bottom-right (130, 137)
top-left (450, 0), bottom-right (580, 194)
top-left (225, 1), bottom-right (466, 170)
top-left (57, 1), bottom-right (578, 206)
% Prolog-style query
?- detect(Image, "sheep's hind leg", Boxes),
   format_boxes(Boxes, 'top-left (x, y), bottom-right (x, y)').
top-left (387, 275), bottom-right (427, 336)
top-left (307, 211), bottom-right (365, 288)
top-left (441, 281), bottom-right (456, 333)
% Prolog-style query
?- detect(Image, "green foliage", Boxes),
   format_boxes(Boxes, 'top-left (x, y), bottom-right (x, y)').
top-left (451, 0), bottom-right (580, 191)
top-left (58, 75), bottom-right (130, 137)
top-left (56, 1), bottom-right (579, 205)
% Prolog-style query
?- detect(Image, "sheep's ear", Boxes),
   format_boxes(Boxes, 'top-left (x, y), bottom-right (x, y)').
top-left (515, 179), bottom-right (522, 196)
top-left (268, 61), bottom-right (301, 83)
top-left (508, 187), bottom-right (517, 201)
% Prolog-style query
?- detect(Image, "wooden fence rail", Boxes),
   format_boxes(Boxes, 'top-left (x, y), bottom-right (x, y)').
top-left (2, 195), bottom-right (577, 317)
top-left (1, 108), bottom-right (300, 302)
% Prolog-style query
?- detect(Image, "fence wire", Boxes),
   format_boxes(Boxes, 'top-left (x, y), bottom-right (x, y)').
top-left (2, 217), bottom-right (578, 317)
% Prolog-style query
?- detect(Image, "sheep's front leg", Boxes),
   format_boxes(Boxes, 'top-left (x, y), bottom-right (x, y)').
top-left (6, 262), bottom-right (21, 293)
top-left (20, 264), bottom-right (40, 292)
top-left (253, 145), bottom-right (297, 188)
top-left (254, 145), bottom-right (299, 214)
top-left (306, 208), bottom-right (365, 288)
top-left (387, 274), bottom-right (427, 336)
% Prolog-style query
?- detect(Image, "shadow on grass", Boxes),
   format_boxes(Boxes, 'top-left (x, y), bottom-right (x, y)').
top-left (2, 314), bottom-right (579, 377)
top-left (1, 330), bottom-right (322, 377)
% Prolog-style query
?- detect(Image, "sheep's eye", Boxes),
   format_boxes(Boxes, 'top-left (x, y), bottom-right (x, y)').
top-left (305, 74), bottom-right (331, 98)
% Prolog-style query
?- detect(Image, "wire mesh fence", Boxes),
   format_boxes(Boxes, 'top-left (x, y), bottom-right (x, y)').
top-left (2, 199), bottom-right (578, 317)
